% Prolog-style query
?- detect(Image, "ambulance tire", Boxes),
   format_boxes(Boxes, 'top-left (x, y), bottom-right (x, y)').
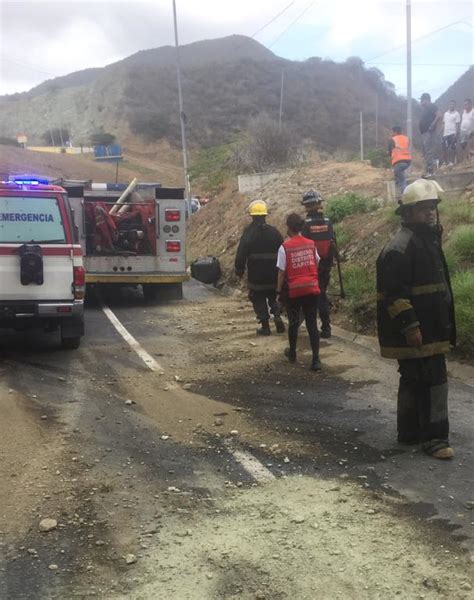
top-left (61, 335), bottom-right (81, 350)
top-left (143, 283), bottom-right (183, 302)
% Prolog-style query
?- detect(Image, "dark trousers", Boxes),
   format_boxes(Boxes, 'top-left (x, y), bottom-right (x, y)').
top-left (393, 160), bottom-right (410, 196)
top-left (397, 354), bottom-right (449, 452)
top-left (287, 294), bottom-right (320, 358)
top-left (318, 269), bottom-right (331, 329)
top-left (249, 289), bottom-right (280, 323)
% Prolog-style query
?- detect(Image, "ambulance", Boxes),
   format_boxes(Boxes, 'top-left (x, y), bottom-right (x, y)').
top-left (0, 177), bottom-right (85, 349)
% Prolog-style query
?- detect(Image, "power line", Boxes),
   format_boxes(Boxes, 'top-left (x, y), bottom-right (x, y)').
top-left (250, 1), bottom-right (296, 39)
top-left (365, 19), bottom-right (473, 63)
top-left (268, 0), bottom-right (318, 48)
top-left (2, 56), bottom-right (56, 78)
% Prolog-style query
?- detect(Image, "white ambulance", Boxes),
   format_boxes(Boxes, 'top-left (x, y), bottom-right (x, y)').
top-left (0, 177), bottom-right (85, 349)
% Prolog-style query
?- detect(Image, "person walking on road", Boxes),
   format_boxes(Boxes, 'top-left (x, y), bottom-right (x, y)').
top-left (235, 200), bottom-right (285, 336)
top-left (277, 213), bottom-right (322, 371)
top-left (441, 101), bottom-right (460, 167)
top-left (419, 93), bottom-right (442, 177)
top-left (376, 179), bottom-right (456, 460)
top-left (301, 190), bottom-right (336, 338)
top-left (459, 98), bottom-right (474, 163)
top-left (388, 127), bottom-right (412, 198)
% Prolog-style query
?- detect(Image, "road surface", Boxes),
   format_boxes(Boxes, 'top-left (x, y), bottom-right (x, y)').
top-left (0, 281), bottom-right (473, 599)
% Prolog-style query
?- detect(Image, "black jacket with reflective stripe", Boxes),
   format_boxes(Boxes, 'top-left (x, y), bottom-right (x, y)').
top-left (302, 212), bottom-right (336, 270)
top-left (376, 223), bottom-right (456, 359)
top-left (235, 220), bottom-right (283, 290)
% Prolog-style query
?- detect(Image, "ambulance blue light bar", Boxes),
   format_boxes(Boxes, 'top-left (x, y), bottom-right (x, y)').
top-left (10, 176), bottom-right (50, 186)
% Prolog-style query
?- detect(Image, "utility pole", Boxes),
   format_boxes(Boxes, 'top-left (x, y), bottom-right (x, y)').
top-left (375, 92), bottom-right (379, 148)
top-left (279, 69), bottom-right (285, 131)
top-left (360, 111), bottom-right (364, 161)
top-left (406, 0), bottom-right (413, 150)
top-left (172, 0), bottom-right (190, 200)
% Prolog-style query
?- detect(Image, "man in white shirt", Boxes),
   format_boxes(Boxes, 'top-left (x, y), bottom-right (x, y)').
top-left (442, 100), bottom-right (460, 167)
top-left (459, 98), bottom-right (474, 163)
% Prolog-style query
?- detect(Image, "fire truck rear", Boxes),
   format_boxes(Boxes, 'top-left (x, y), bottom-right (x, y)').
top-left (64, 179), bottom-right (188, 300)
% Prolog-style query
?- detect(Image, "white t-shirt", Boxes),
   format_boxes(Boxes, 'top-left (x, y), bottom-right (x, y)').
top-left (460, 109), bottom-right (474, 134)
top-left (443, 110), bottom-right (460, 137)
top-left (276, 238), bottom-right (320, 271)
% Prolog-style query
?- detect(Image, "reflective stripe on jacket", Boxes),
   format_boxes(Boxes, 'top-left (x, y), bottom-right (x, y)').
top-left (283, 235), bottom-right (320, 299)
top-left (391, 135), bottom-right (412, 165)
top-left (302, 213), bottom-right (336, 266)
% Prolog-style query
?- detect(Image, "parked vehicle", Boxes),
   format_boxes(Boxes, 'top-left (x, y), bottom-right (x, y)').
top-left (60, 179), bottom-right (188, 300)
top-left (0, 177), bottom-right (85, 349)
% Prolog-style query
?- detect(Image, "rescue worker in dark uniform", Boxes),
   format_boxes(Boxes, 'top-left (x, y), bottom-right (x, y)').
top-left (301, 190), bottom-right (336, 338)
top-left (235, 200), bottom-right (285, 336)
top-left (376, 179), bottom-right (456, 460)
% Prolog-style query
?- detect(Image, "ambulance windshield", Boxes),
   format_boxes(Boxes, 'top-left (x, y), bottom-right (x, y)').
top-left (0, 196), bottom-right (66, 243)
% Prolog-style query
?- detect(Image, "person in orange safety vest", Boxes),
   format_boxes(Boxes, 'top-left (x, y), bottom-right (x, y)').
top-left (388, 126), bottom-right (412, 199)
top-left (276, 213), bottom-right (322, 372)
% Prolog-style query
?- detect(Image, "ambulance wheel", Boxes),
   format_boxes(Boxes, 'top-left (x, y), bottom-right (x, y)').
top-left (61, 336), bottom-right (81, 350)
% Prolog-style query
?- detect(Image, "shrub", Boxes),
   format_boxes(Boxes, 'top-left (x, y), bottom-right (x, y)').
top-left (448, 225), bottom-right (474, 262)
top-left (325, 193), bottom-right (378, 223)
top-left (189, 143), bottom-right (234, 193)
top-left (333, 223), bottom-right (350, 248)
top-left (451, 270), bottom-right (474, 355)
top-left (340, 264), bottom-right (376, 330)
top-left (90, 132), bottom-right (116, 146)
top-left (367, 148), bottom-right (390, 168)
top-left (439, 200), bottom-right (473, 225)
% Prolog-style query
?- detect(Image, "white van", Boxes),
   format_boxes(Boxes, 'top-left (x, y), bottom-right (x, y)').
top-left (0, 178), bottom-right (85, 349)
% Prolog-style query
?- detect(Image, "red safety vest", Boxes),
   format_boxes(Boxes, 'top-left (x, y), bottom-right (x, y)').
top-left (391, 135), bottom-right (412, 165)
top-left (283, 235), bottom-right (320, 299)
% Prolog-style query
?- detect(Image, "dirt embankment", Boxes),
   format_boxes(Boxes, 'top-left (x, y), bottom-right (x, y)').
top-left (187, 159), bottom-right (388, 287)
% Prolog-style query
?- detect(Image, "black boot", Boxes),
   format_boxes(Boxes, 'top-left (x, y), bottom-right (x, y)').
top-left (274, 316), bottom-right (285, 334)
top-left (320, 323), bottom-right (331, 339)
top-left (257, 321), bottom-right (271, 336)
top-left (310, 357), bottom-right (322, 371)
top-left (284, 347), bottom-right (296, 363)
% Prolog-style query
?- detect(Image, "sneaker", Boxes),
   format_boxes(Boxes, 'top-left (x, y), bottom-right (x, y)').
top-left (310, 357), bottom-right (322, 371)
top-left (256, 322), bottom-right (271, 336)
top-left (284, 347), bottom-right (296, 363)
top-left (274, 316), bottom-right (286, 334)
top-left (431, 446), bottom-right (454, 460)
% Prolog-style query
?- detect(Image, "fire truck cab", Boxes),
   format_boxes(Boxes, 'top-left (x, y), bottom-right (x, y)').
top-left (0, 178), bottom-right (85, 349)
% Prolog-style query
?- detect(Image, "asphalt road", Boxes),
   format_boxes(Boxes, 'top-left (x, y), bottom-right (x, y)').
top-left (0, 280), bottom-right (472, 599)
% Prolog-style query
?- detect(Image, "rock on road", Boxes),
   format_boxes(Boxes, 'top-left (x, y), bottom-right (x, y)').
top-left (0, 281), bottom-right (473, 599)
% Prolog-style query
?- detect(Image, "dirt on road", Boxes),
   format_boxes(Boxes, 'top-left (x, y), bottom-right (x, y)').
top-left (0, 284), bottom-right (473, 599)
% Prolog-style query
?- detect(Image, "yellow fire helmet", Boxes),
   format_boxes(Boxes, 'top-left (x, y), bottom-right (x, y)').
top-left (396, 178), bottom-right (443, 214)
top-left (248, 199), bottom-right (268, 216)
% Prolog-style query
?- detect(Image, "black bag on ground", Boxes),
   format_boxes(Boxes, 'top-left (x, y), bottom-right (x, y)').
top-left (191, 256), bottom-right (221, 284)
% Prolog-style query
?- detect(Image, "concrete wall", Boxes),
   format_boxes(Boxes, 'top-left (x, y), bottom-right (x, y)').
top-left (238, 170), bottom-right (292, 193)
top-left (386, 170), bottom-right (474, 203)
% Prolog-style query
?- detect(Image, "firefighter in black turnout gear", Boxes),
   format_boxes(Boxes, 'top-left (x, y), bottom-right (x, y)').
top-left (302, 190), bottom-right (336, 338)
top-left (235, 200), bottom-right (286, 336)
top-left (376, 179), bottom-right (456, 459)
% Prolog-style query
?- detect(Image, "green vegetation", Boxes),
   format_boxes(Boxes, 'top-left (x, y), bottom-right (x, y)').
top-left (339, 264), bottom-right (376, 330)
top-left (325, 193), bottom-right (379, 224)
top-left (451, 270), bottom-right (474, 355)
top-left (447, 225), bottom-right (474, 263)
top-left (439, 200), bottom-right (473, 225)
top-left (367, 148), bottom-right (390, 169)
top-left (333, 223), bottom-right (351, 248)
top-left (189, 143), bottom-right (235, 193)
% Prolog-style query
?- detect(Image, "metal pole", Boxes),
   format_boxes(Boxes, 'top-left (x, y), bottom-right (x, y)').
top-left (406, 0), bottom-right (413, 150)
top-left (172, 0), bottom-right (191, 200)
top-left (360, 111), bottom-right (364, 160)
top-left (375, 93), bottom-right (379, 148)
top-left (279, 69), bottom-right (285, 131)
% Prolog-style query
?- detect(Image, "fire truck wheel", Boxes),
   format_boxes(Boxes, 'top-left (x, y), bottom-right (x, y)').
top-left (61, 335), bottom-right (81, 350)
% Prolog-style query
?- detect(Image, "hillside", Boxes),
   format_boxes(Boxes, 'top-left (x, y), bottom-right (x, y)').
top-left (0, 35), bottom-right (409, 152)
top-left (436, 66), bottom-right (474, 111)
top-left (0, 141), bottom-right (183, 185)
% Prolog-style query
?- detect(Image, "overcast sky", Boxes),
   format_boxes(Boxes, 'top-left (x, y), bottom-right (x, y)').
top-left (0, 0), bottom-right (473, 99)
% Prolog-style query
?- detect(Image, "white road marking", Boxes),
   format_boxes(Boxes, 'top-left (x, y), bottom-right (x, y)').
top-left (101, 303), bottom-right (164, 373)
top-left (225, 441), bottom-right (276, 484)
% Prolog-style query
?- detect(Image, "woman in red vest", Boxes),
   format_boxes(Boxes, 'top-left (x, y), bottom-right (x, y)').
top-left (276, 213), bottom-right (322, 371)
